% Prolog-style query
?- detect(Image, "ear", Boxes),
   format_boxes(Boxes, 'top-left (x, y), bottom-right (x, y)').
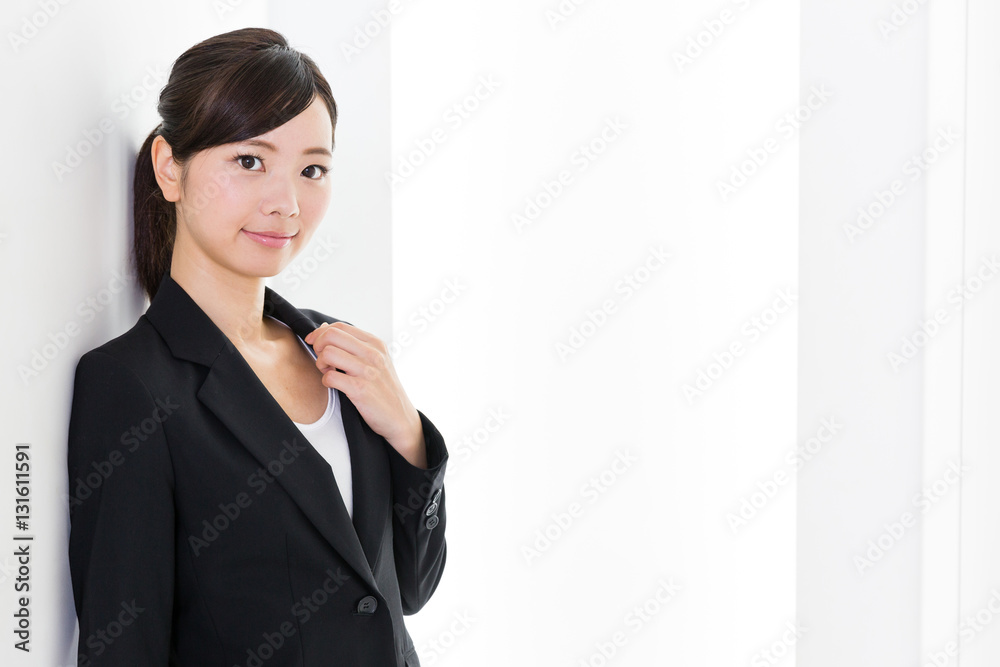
top-left (150, 134), bottom-right (182, 203)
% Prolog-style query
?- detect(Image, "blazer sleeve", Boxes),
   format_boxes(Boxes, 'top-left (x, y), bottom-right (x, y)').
top-left (385, 409), bottom-right (449, 614)
top-left (67, 350), bottom-right (175, 665)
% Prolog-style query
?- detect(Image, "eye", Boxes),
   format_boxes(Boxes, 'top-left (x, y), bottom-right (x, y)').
top-left (236, 154), bottom-right (264, 171)
top-left (302, 164), bottom-right (329, 180)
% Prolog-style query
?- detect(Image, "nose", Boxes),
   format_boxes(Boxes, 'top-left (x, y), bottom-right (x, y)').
top-left (260, 173), bottom-right (300, 218)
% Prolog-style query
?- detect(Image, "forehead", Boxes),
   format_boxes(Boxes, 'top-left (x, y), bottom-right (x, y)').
top-left (253, 98), bottom-right (333, 147)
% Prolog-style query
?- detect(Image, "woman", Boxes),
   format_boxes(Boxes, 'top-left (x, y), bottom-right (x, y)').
top-left (66, 28), bottom-right (448, 667)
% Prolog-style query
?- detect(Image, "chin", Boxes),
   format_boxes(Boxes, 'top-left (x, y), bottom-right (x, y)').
top-left (233, 261), bottom-right (290, 281)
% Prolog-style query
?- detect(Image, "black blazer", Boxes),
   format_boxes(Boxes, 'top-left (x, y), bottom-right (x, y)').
top-left (67, 268), bottom-right (448, 667)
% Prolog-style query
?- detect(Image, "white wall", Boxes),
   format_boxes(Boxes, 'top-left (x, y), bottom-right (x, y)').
top-left (797, 1), bottom-right (927, 663)
top-left (390, 0), bottom-right (799, 664)
top-left (921, 0), bottom-right (967, 661)
top-left (956, 1), bottom-right (1000, 665)
top-left (798, 1), bottom-right (1000, 665)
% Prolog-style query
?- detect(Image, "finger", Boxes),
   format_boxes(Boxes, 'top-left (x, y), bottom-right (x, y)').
top-left (323, 321), bottom-right (387, 352)
top-left (306, 322), bottom-right (363, 354)
top-left (320, 367), bottom-right (356, 394)
top-left (303, 321), bottom-right (332, 344)
top-left (331, 322), bottom-right (382, 347)
top-left (309, 323), bottom-right (383, 362)
top-left (315, 343), bottom-right (367, 377)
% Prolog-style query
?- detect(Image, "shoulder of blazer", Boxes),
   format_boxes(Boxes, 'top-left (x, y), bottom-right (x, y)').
top-left (74, 310), bottom-right (166, 379)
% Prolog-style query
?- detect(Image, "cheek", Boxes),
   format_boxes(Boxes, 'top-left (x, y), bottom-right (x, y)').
top-left (218, 178), bottom-right (256, 211)
top-left (184, 171), bottom-right (253, 219)
top-left (300, 186), bottom-right (333, 218)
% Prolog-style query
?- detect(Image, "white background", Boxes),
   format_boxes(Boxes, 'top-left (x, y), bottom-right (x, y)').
top-left (0, 0), bottom-right (997, 665)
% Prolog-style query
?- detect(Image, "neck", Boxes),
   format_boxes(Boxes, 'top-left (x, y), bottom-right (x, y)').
top-left (168, 251), bottom-right (273, 350)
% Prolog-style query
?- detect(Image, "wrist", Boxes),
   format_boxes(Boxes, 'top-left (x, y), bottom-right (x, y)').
top-left (388, 412), bottom-right (426, 468)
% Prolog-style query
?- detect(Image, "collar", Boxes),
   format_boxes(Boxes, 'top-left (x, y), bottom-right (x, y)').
top-left (145, 266), bottom-right (321, 366)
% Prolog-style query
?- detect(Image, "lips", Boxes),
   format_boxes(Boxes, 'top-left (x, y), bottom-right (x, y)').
top-left (242, 229), bottom-right (296, 248)
top-left (244, 230), bottom-right (295, 238)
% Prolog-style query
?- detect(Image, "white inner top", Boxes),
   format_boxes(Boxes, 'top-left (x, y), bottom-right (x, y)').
top-left (266, 315), bottom-right (353, 519)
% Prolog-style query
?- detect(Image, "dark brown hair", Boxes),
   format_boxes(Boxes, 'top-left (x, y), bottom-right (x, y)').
top-left (131, 27), bottom-right (338, 301)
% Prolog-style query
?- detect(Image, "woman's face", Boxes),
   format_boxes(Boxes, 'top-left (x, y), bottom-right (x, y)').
top-left (168, 96), bottom-right (334, 279)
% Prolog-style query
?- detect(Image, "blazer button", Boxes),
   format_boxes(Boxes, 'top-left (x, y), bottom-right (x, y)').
top-left (425, 514), bottom-right (440, 530)
top-left (357, 596), bottom-right (378, 615)
top-left (424, 501), bottom-right (438, 516)
top-left (430, 488), bottom-right (442, 505)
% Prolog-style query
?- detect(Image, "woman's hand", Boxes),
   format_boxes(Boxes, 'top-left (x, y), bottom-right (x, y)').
top-left (304, 322), bottom-right (427, 468)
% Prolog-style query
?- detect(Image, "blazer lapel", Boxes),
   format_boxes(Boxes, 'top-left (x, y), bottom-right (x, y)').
top-left (144, 267), bottom-right (389, 593)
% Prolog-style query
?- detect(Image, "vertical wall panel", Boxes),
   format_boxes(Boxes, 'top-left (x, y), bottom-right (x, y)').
top-left (798, 1), bottom-right (927, 663)
top-left (921, 0), bottom-right (966, 662)
top-left (959, 0), bottom-right (1000, 665)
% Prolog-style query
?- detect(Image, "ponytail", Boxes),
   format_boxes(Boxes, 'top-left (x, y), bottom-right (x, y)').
top-left (131, 126), bottom-right (176, 302)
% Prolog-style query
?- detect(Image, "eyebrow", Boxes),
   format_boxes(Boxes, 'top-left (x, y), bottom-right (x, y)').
top-left (239, 138), bottom-right (333, 158)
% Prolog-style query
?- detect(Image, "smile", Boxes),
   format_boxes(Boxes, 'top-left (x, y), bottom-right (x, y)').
top-left (242, 230), bottom-right (296, 249)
